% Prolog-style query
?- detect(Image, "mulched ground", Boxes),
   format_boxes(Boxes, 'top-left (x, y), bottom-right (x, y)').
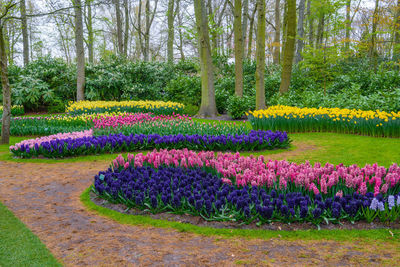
top-left (1, 160), bottom-right (399, 266)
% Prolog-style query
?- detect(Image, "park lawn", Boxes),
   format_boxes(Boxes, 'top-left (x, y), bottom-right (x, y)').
top-left (0, 202), bottom-right (61, 266)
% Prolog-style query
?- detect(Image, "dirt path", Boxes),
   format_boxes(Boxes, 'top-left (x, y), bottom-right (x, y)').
top-left (0, 161), bottom-right (398, 266)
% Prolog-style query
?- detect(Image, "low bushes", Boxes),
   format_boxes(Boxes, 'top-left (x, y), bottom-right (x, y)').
top-left (249, 105), bottom-right (400, 138)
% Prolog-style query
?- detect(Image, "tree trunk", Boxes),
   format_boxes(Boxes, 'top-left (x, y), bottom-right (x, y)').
top-left (345, 0), bottom-right (351, 51)
top-left (247, 3), bottom-right (257, 59)
top-left (394, 0), bottom-right (400, 60)
top-left (144, 0), bottom-right (150, 61)
top-left (0, 25), bottom-right (10, 144)
top-left (281, 0), bottom-right (288, 55)
top-left (74, 0), bottom-right (85, 101)
top-left (295, 0), bottom-right (306, 63)
top-left (316, 9), bottom-right (325, 48)
top-left (242, 0), bottom-right (249, 58)
top-left (176, 0), bottom-right (185, 60)
top-left (370, 0), bottom-right (379, 71)
top-left (279, 0), bottom-right (296, 94)
top-left (20, 0), bottom-right (29, 66)
top-left (114, 0), bottom-right (123, 55)
top-left (207, 0), bottom-right (218, 54)
top-left (167, 0), bottom-right (174, 62)
top-left (307, 0), bottom-right (314, 48)
top-left (273, 0), bottom-right (280, 64)
top-left (138, 0), bottom-right (144, 59)
top-left (255, 0), bottom-right (266, 109)
top-left (234, 0), bottom-right (243, 97)
top-left (194, 0), bottom-right (217, 117)
top-left (86, 0), bottom-right (94, 63)
top-left (124, 0), bottom-right (129, 56)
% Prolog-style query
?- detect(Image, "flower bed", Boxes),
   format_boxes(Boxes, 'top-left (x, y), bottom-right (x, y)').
top-left (66, 100), bottom-right (185, 115)
top-left (248, 105), bottom-right (400, 138)
top-left (110, 149), bottom-right (400, 197)
top-left (93, 113), bottom-right (188, 129)
top-left (92, 151), bottom-right (400, 225)
top-left (9, 130), bottom-right (93, 151)
top-left (10, 130), bottom-right (289, 158)
top-left (8, 112), bottom-right (186, 136)
top-left (93, 119), bottom-right (248, 136)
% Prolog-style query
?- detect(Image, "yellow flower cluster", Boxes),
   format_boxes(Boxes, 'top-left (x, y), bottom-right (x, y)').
top-left (248, 105), bottom-right (400, 121)
top-left (45, 111), bottom-right (130, 123)
top-left (66, 100), bottom-right (184, 113)
top-left (0, 105), bottom-right (24, 111)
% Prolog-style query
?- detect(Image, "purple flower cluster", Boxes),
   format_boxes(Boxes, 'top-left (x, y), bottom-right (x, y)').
top-left (93, 165), bottom-right (394, 224)
top-left (11, 130), bottom-right (290, 158)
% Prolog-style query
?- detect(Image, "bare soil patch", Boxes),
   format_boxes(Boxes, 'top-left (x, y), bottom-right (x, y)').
top-left (0, 160), bottom-right (399, 266)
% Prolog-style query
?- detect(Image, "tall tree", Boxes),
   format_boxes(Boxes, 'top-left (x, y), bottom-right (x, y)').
top-left (194, 0), bottom-right (217, 117)
top-left (20, 0), bottom-right (29, 66)
top-left (247, 2), bottom-right (257, 59)
top-left (295, 0), bottom-right (306, 63)
top-left (272, 0), bottom-right (281, 64)
top-left (279, 0), bottom-right (296, 94)
top-left (176, 0), bottom-right (185, 60)
top-left (255, 0), bottom-right (265, 109)
top-left (114, 0), bottom-right (123, 55)
top-left (144, 0), bottom-right (150, 61)
top-left (234, 0), bottom-right (243, 97)
top-left (394, 0), bottom-right (400, 60)
top-left (307, 0), bottom-right (314, 48)
top-left (0, 1), bottom-right (17, 144)
top-left (345, 0), bottom-right (351, 51)
top-left (143, 0), bottom-right (158, 61)
top-left (370, 0), bottom-right (379, 70)
top-left (85, 0), bottom-right (94, 63)
top-left (123, 0), bottom-right (129, 56)
top-left (242, 0), bottom-right (249, 57)
top-left (74, 0), bottom-right (85, 101)
top-left (316, 5), bottom-right (325, 48)
top-left (137, 0), bottom-right (144, 59)
top-left (167, 0), bottom-right (174, 62)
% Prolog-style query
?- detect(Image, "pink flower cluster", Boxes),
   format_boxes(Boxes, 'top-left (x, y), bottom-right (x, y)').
top-left (9, 129), bottom-right (93, 151)
top-left (113, 149), bottom-right (400, 196)
top-left (93, 113), bottom-right (190, 129)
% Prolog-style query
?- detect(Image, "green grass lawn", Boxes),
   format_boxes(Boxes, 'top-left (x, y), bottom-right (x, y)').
top-left (0, 202), bottom-right (61, 266)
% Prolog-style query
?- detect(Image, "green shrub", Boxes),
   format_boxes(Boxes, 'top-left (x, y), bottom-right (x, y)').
top-left (166, 75), bottom-right (201, 106)
top-left (47, 99), bottom-right (66, 113)
top-left (215, 89), bottom-right (230, 114)
top-left (182, 104), bottom-right (199, 116)
top-left (12, 75), bottom-right (55, 111)
top-left (227, 95), bottom-right (253, 119)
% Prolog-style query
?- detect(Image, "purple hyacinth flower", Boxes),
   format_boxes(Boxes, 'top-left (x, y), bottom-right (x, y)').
top-left (377, 201), bottom-right (385, 211)
top-left (388, 195), bottom-right (395, 210)
top-left (369, 198), bottom-right (378, 211)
